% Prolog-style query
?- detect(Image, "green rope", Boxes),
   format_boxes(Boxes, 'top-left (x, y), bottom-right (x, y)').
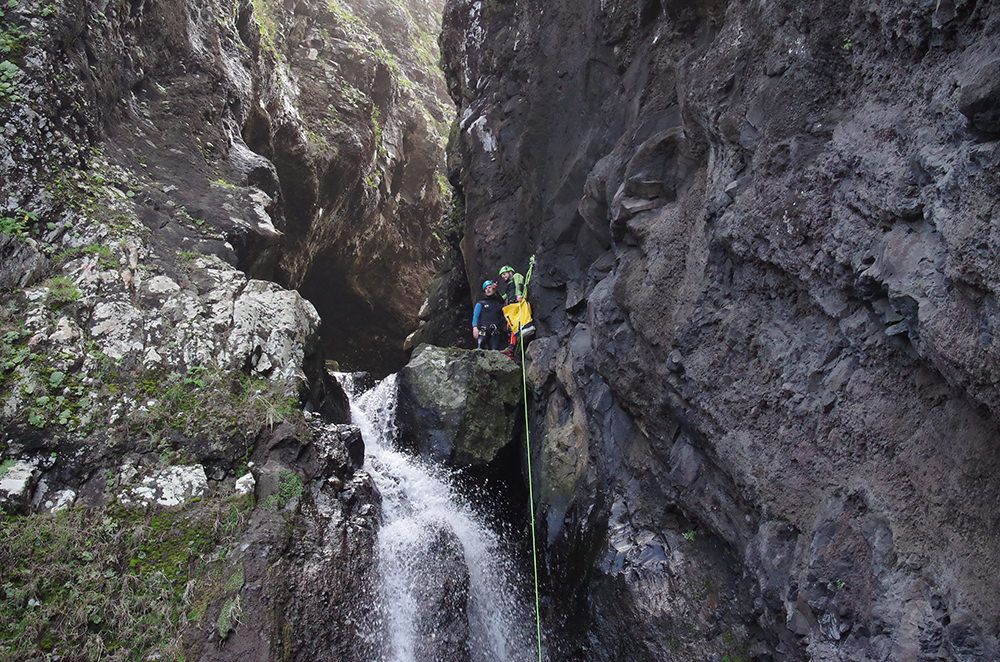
top-left (518, 256), bottom-right (543, 662)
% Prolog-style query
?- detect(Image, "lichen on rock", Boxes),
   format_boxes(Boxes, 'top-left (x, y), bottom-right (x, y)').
top-left (397, 343), bottom-right (522, 466)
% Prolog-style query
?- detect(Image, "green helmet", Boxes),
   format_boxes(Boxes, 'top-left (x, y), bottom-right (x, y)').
top-left (499, 265), bottom-right (515, 275)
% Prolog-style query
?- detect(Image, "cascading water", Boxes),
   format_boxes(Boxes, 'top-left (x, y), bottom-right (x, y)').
top-left (338, 373), bottom-right (533, 662)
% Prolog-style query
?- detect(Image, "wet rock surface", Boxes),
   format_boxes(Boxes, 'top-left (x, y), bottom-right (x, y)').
top-left (410, 528), bottom-right (473, 662)
top-left (188, 423), bottom-right (380, 662)
top-left (397, 344), bottom-right (522, 466)
top-left (440, 0), bottom-right (1000, 659)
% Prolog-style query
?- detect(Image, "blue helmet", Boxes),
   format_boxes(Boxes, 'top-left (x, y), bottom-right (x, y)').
top-left (482, 280), bottom-right (496, 291)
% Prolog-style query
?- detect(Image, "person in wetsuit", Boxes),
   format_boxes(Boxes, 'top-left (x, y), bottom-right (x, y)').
top-left (499, 265), bottom-right (524, 304)
top-left (472, 280), bottom-right (507, 350)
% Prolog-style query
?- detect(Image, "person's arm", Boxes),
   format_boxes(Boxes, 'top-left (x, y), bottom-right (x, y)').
top-left (472, 302), bottom-right (482, 338)
top-left (514, 273), bottom-right (525, 301)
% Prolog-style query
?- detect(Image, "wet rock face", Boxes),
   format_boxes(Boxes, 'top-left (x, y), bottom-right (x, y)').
top-left (442, 0), bottom-right (1000, 659)
top-left (397, 344), bottom-right (521, 466)
top-left (261, 0), bottom-right (455, 371)
top-left (193, 423), bottom-right (381, 662)
top-left (410, 528), bottom-right (473, 662)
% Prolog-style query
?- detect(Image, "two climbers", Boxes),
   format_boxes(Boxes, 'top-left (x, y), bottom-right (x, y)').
top-left (472, 260), bottom-right (535, 356)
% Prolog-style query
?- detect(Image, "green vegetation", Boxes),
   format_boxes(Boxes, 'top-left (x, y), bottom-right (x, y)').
top-left (128, 366), bottom-right (304, 441)
top-left (842, 38), bottom-right (854, 51)
top-left (210, 177), bottom-right (238, 190)
top-left (21, 349), bottom-right (102, 430)
top-left (0, 498), bottom-right (251, 660)
top-left (326, 0), bottom-right (361, 30)
top-left (0, 208), bottom-right (35, 239)
top-left (0, 325), bottom-right (29, 387)
top-left (323, 0), bottom-right (447, 120)
top-left (47, 160), bottom-right (142, 239)
top-left (0, 23), bottom-right (24, 57)
top-left (338, 82), bottom-right (369, 111)
top-left (435, 171), bottom-right (452, 201)
top-left (176, 207), bottom-right (207, 230)
top-left (363, 168), bottom-right (382, 194)
top-left (261, 469), bottom-right (303, 511)
top-left (251, 0), bottom-right (280, 59)
top-left (682, 529), bottom-right (697, 542)
top-left (370, 105), bottom-right (387, 158)
top-left (0, 0), bottom-right (25, 103)
top-left (304, 128), bottom-right (330, 149)
top-left (54, 243), bottom-right (117, 269)
top-left (1, 313), bottom-right (115, 430)
top-left (177, 248), bottom-right (201, 263)
top-left (0, 58), bottom-right (22, 103)
top-left (42, 276), bottom-right (80, 306)
top-left (1, 303), bottom-right (304, 438)
top-left (216, 596), bottom-right (242, 639)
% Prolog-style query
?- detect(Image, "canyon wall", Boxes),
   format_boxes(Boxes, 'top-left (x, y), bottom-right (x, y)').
top-left (440, 0), bottom-right (1000, 659)
top-left (1, 0), bottom-right (449, 657)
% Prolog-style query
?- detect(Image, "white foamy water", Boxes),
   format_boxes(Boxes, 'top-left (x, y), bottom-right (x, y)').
top-left (339, 373), bottom-right (533, 662)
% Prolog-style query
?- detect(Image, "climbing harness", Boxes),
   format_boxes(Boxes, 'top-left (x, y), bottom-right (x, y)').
top-left (476, 323), bottom-right (502, 349)
top-left (517, 255), bottom-right (544, 662)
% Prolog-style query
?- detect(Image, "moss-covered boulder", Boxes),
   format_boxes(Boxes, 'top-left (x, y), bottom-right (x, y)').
top-left (397, 344), bottom-right (522, 466)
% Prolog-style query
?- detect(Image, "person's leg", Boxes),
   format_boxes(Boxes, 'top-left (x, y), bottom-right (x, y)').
top-left (487, 330), bottom-right (505, 350)
top-left (504, 329), bottom-right (516, 357)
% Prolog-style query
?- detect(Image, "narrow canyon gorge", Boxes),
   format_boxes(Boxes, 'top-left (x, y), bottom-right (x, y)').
top-left (1, 0), bottom-right (998, 660)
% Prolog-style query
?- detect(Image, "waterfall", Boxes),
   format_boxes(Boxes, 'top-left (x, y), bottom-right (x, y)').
top-left (339, 373), bottom-right (533, 662)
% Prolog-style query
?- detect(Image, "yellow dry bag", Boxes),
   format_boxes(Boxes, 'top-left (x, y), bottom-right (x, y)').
top-left (503, 300), bottom-right (533, 333)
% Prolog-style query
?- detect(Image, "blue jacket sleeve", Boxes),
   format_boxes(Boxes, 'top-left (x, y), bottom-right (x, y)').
top-left (472, 302), bottom-right (483, 327)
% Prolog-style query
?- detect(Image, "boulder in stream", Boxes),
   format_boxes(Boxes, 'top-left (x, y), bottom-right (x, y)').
top-left (397, 344), bottom-right (522, 467)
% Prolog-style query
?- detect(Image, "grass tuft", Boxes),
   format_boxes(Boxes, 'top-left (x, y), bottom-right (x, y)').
top-left (261, 470), bottom-right (304, 511)
top-left (0, 498), bottom-right (251, 659)
top-left (43, 276), bottom-right (81, 306)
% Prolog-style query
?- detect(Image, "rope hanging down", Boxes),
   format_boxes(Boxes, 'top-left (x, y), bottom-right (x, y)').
top-left (518, 255), bottom-right (543, 662)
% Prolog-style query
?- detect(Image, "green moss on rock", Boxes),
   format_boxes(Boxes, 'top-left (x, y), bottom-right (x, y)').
top-left (0, 496), bottom-right (251, 660)
top-left (398, 344), bottom-right (522, 466)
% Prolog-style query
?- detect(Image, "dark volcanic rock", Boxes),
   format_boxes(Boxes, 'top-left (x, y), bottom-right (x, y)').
top-left (440, 0), bottom-right (1000, 659)
top-left (196, 423), bottom-right (381, 662)
top-left (397, 344), bottom-right (521, 466)
top-left (411, 528), bottom-right (473, 662)
top-left (958, 57), bottom-right (1000, 134)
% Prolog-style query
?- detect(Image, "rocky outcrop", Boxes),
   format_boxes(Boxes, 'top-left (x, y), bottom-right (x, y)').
top-left (397, 344), bottom-right (521, 466)
top-left (441, 0), bottom-right (1000, 659)
top-left (0, 419), bottom-right (379, 661)
top-left (0, 458), bottom-right (42, 515)
top-left (211, 423), bottom-right (381, 662)
top-left (1, 0), bottom-right (451, 379)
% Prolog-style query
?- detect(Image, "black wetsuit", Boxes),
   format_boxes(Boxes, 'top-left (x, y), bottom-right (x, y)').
top-left (473, 294), bottom-right (507, 350)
